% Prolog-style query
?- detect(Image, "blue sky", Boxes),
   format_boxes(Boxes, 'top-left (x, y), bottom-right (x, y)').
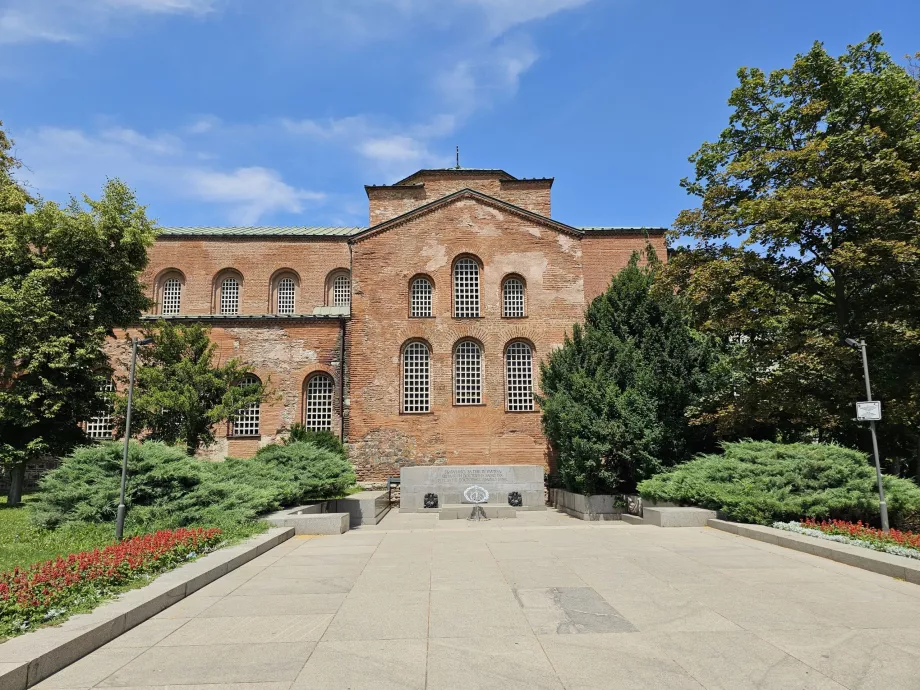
top-left (3, 0), bottom-right (918, 230)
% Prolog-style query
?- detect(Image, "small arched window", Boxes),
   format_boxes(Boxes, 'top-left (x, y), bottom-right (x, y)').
top-left (232, 375), bottom-right (261, 436)
top-left (85, 378), bottom-right (116, 440)
top-left (410, 277), bottom-right (433, 317)
top-left (161, 276), bottom-right (183, 316)
top-left (502, 277), bottom-right (526, 318)
top-left (277, 277), bottom-right (296, 314)
top-left (453, 258), bottom-right (480, 318)
top-left (505, 342), bottom-right (534, 411)
top-left (403, 342), bottom-right (431, 413)
top-left (220, 277), bottom-right (240, 315)
top-left (454, 340), bottom-right (483, 405)
top-left (305, 373), bottom-right (335, 431)
top-left (328, 271), bottom-right (351, 308)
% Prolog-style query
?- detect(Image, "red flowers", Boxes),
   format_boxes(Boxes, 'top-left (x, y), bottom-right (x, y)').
top-left (1, 528), bottom-right (222, 639)
top-left (802, 518), bottom-right (920, 550)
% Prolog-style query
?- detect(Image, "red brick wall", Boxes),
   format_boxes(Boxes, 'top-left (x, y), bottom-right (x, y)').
top-left (581, 233), bottom-right (667, 303)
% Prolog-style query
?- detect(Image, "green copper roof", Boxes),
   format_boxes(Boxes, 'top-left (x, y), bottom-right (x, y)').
top-left (579, 226), bottom-right (667, 234)
top-left (157, 226), bottom-right (365, 237)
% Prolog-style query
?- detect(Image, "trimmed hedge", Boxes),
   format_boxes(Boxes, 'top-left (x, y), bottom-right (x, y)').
top-left (637, 440), bottom-right (920, 527)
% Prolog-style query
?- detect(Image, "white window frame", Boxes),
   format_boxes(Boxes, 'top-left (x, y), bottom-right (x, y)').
top-left (220, 277), bottom-right (240, 315)
top-left (85, 379), bottom-right (116, 440)
top-left (505, 342), bottom-right (534, 411)
top-left (231, 375), bottom-right (261, 437)
top-left (277, 277), bottom-right (296, 314)
top-left (403, 341), bottom-right (431, 413)
top-left (305, 374), bottom-right (335, 431)
top-left (410, 277), bottom-right (433, 318)
top-left (454, 340), bottom-right (483, 405)
top-left (453, 258), bottom-right (480, 318)
top-left (332, 273), bottom-right (351, 308)
top-left (502, 277), bottom-right (526, 318)
top-left (161, 277), bottom-right (182, 316)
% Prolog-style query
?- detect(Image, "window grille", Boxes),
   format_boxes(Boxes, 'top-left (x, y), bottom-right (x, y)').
top-left (453, 258), bottom-right (480, 318)
top-left (220, 277), bottom-right (240, 315)
top-left (410, 277), bottom-right (433, 317)
top-left (305, 374), bottom-right (335, 431)
top-left (332, 274), bottom-right (351, 308)
top-left (454, 340), bottom-right (482, 405)
top-left (161, 277), bottom-right (182, 315)
top-left (277, 277), bottom-right (295, 314)
top-left (232, 375), bottom-right (261, 436)
top-left (403, 342), bottom-right (430, 413)
top-left (505, 342), bottom-right (534, 411)
top-left (503, 277), bottom-right (525, 317)
top-left (85, 379), bottom-right (116, 440)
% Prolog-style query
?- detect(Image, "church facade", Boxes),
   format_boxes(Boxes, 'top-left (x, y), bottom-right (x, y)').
top-left (105, 168), bottom-right (665, 481)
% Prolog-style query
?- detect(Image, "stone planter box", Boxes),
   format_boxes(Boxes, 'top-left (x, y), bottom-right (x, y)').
top-left (549, 488), bottom-right (624, 521)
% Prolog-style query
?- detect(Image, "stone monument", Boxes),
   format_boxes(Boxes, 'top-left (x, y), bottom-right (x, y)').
top-left (399, 465), bottom-right (545, 512)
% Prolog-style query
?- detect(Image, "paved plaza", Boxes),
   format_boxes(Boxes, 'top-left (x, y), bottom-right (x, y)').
top-left (34, 510), bottom-right (920, 690)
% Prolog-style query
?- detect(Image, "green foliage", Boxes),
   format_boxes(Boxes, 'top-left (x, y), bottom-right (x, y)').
top-left (119, 321), bottom-right (270, 455)
top-left (638, 441), bottom-right (920, 527)
top-left (669, 34), bottom-right (920, 472)
top-left (539, 250), bottom-right (724, 494)
top-left (0, 121), bottom-right (156, 502)
top-left (30, 440), bottom-right (356, 531)
top-left (284, 423), bottom-right (346, 457)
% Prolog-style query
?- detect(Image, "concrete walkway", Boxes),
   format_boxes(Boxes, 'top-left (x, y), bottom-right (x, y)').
top-left (34, 510), bottom-right (920, 690)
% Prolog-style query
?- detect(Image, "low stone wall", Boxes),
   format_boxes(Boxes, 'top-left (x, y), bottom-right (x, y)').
top-left (0, 457), bottom-right (60, 494)
top-left (549, 488), bottom-right (624, 521)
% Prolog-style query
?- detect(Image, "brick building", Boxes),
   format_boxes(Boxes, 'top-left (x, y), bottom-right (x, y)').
top-left (102, 168), bottom-right (665, 481)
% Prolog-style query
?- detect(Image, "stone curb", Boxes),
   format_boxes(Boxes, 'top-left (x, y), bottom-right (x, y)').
top-left (0, 526), bottom-right (294, 690)
top-left (708, 519), bottom-right (920, 585)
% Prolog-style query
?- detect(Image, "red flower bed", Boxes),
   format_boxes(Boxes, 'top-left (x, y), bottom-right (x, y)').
top-left (0, 528), bottom-right (222, 638)
top-left (801, 518), bottom-right (920, 550)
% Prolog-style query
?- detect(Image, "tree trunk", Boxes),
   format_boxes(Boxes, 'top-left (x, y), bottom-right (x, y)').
top-left (6, 463), bottom-right (25, 505)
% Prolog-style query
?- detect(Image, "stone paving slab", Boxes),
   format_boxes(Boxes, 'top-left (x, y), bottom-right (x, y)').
top-left (27, 515), bottom-right (920, 690)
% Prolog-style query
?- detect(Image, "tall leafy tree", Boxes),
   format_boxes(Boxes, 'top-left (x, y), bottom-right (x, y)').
top-left (669, 34), bottom-right (920, 475)
top-left (0, 122), bottom-right (156, 503)
top-left (120, 321), bottom-right (270, 455)
top-left (539, 250), bottom-right (723, 494)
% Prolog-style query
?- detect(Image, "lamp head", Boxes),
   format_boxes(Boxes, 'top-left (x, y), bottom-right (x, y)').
top-left (844, 338), bottom-right (860, 349)
top-left (137, 337), bottom-right (154, 346)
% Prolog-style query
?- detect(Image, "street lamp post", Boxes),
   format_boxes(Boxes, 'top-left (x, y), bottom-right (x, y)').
top-left (844, 338), bottom-right (889, 533)
top-left (116, 336), bottom-right (154, 541)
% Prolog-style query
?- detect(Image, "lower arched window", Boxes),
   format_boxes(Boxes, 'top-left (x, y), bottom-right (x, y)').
top-left (332, 274), bottom-right (351, 308)
top-left (85, 379), bottom-right (116, 440)
top-left (505, 342), bottom-right (534, 411)
top-left (305, 374), bottom-right (335, 431)
top-left (161, 277), bottom-right (182, 316)
top-left (232, 375), bottom-right (261, 436)
top-left (403, 342), bottom-right (430, 413)
top-left (220, 277), bottom-right (240, 315)
top-left (454, 340), bottom-right (482, 405)
top-left (277, 277), bottom-right (296, 314)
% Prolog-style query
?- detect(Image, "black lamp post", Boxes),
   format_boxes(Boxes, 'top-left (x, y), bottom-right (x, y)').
top-left (116, 336), bottom-right (154, 541)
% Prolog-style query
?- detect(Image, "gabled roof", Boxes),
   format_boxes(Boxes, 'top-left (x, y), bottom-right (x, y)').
top-left (394, 167), bottom-right (517, 185)
top-left (157, 226), bottom-right (365, 238)
top-left (350, 187), bottom-right (584, 243)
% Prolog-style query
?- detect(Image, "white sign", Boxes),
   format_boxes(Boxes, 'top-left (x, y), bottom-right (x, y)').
top-left (856, 401), bottom-right (882, 421)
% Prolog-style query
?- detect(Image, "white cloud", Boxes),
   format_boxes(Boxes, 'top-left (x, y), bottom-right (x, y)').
top-left (14, 125), bottom-right (324, 224)
top-left (459, 0), bottom-right (592, 36)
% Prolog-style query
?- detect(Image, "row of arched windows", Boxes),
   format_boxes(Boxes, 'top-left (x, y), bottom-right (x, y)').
top-left (410, 265), bottom-right (527, 318)
top-left (401, 340), bottom-right (535, 413)
top-left (156, 269), bottom-right (351, 316)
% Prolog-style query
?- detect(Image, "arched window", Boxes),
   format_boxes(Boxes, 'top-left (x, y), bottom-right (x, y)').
top-left (410, 276), bottom-right (433, 317)
top-left (329, 272), bottom-right (351, 308)
top-left (505, 342), bottom-right (534, 411)
top-left (502, 276), bottom-right (526, 318)
top-left (277, 277), bottom-right (296, 314)
top-left (403, 342), bottom-right (430, 413)
top-left (161, 276), bottom-right (183, 316)
top-left (220, 277), bottom-right (240, 315)
top-left (453, 258), bottom-right (480, 318)
top-left (232, 375), bottom-right (261, 436)
top-left (85, 379), bottom-right (116, 440)
top-left (305, 374), bottom-right (335, 431)
top-left (454, 340), bottom-right (482, 405)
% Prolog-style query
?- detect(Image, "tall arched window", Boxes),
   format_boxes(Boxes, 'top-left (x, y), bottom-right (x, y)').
top-left (505, 342), bottom-right (534, 411)
top-left (277, 277), bottom-right (296, 314)
top-left (232, 375), bottom-right (261, 436)
top-left (502, 276), bottom-right (526, 318)
top-left (330, 272), bottom-right (351, 308)
top-left (410, 277), bottom-right (433, 317)
top-left (161, 277), bottom-right (182, 316)
top-left (305, 374), bottom-right (335, 431)
top-left (454, 340), bottom-right (483, 405)
top-left (403, 342), bottom-right (431, 413)
top-left (85, 379), bottom-right (116, 440)
top-left (220, 277), bottom-right (240, 315)
top-left (453, 258), bottom-right (480, 318)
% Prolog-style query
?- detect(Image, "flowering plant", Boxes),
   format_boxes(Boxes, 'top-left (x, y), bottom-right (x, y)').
top-left (773, 519), bottom-right (920, 560)
top-left (0, 528), bottom-right (222, 639)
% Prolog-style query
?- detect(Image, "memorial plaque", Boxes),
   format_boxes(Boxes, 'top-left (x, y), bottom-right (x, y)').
top-left (399, 464), bottom-right (544, 512)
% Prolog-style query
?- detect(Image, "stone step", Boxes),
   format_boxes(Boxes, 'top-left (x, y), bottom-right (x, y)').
top-left (643, 507), bottom-right (717, 527)
top-left (620, 514), bottom-right (647, 525)
top-left (436, 504), bottom-right (517, 520)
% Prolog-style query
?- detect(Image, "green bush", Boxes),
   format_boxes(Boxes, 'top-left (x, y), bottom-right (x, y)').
top-left (637, 440), bottom-right (920, 527)
top-left (284, 424), bottom-right (346, 457)
top-left (31, 440), bottom-right (357, 531)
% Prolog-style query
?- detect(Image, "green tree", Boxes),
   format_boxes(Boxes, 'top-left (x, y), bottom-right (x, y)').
top-left (0, 122), bottom-right (156, 504)
top-left (120, 321), bottom-right (271, 455)
top-left (669, 34), bottom-right (920, 475)
top-left (539, 250), bottom-right (723, 494)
